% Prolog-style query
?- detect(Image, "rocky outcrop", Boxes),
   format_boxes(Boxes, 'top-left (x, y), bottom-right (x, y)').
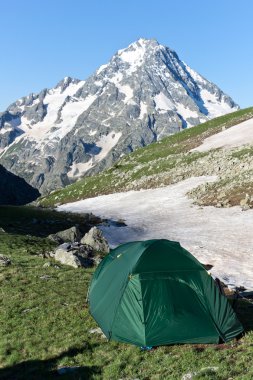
top-left (52, 226), bottom-right (110, 268)
top-left (48, 226), bottom-right (82, 244)
top-left (54, 243), bottom-right (94, 268)
top-left (80, 227), bottom-right (110, 253)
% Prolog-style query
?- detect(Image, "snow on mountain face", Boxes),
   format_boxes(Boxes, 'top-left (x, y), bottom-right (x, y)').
top-left (0, 38), bottom-right (239, 194)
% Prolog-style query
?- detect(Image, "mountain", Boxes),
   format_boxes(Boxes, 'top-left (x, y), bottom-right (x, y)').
top-left (38, 107), bottom-right (253, 208)
top-left (0, 164), bottom-right (40, 205)
top-left (0, 38), bottom-right (239, 194)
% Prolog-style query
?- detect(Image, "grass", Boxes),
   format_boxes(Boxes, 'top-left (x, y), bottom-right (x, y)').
top-left (0, 205), bottom-right (101, 237)
top-left (38, 107), bottom-right (253, 208)
top-left (1, 230), bottom-right (253, 379)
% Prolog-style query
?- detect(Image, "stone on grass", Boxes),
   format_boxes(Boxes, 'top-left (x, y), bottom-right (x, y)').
top-left (182, 367), bottom-right (219, 380)
top-left (48, 225), bottom-right (82, 244)
top-left (0, 254), bottom-right (11, 267)
top-left (43, 262), bottom-right (52, 268)
top-left (182, 374), bottom-right (196, 380)
top-left (55, 246), bottom-right (82, 268)
top-left (39, 275), bottom-right (51, 280)
top-left (54, 243), bottom-right (95, 268)
top-left (81, 227), bottom-right (110, 253)
top-left (89, 327), bottom-right (106, 339)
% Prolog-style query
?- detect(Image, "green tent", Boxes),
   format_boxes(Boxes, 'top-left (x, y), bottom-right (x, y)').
top-left (88, 239), bottom-right (243, 346)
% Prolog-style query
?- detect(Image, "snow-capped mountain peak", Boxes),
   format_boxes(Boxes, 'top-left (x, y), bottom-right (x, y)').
top-left (0, 38), bottom-right (239, 194)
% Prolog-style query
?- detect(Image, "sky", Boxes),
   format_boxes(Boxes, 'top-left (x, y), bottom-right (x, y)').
top-left (0, 0), bottom-right (252, 111)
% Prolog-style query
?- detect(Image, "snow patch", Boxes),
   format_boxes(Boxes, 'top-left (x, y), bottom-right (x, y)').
top-left (19, 80), bottom-right (85, 141)
top-left (67, 131), bottom-right (122, 178)
top-left (0, 127), bottom-right (12, 135)
top-left (176, 103), bottom-right (199, 123)
top-left (109, 72), bottom-right (123, 85)
top-left (50, 94), bottom-right (97, 141)
top-left (118, 39), bottom-right (146, 73)
top-left (192, 117), bottom-right (253, 152)
top-left (154, 93), bottom-right (174, 113)
top-left (200, 89), bottom-right (235, 119)
top-left (139, 102), bottom-right (148, 119)
top-left (89, 130), bottom-right (97, 136)
top-left (183, 62), bottom-right (206, 85)
top-left (58, 176), bottom-right (253, 290)
top-left (96, 63), bottom-right (108, 75)
top-left (117, 84), bottom-right (134, 103)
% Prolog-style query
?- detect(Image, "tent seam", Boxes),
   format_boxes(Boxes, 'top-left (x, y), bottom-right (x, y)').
top-left (110, 274), bottom-right (132, 339)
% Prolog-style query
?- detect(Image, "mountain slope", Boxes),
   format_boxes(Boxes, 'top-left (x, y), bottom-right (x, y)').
top-left (38, 107), bottom-right (253, 208)
top-left (0, 38), bottom-right (238, 194)
top-left (0, 164), bottom-right (40, 205)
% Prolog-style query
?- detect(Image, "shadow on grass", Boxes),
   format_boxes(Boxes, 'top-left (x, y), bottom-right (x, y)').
top-left (234, 298), bottom-right (253, 333)
top-left (0, 345), bottom-right (101, 380)
top-left (0, 205), bottom-right (98, 237)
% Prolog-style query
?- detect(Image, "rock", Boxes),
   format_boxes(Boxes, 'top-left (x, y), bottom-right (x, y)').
top-left (240, 195), bottom-right (252, 211)
top-left (0, 254), bottom-right (11, 267)
top-left (89, 327), bottom-right (106, 339)
top-left (43, 262), bottom-right (52, 268)
top-left (48, 225), bottom-right (82, 244)
top-left (55, 246), bottom-right (82, 268)
top-left (22, 308), bottom-right (32, 313)
top-left (39, 275), bottom-right (51, 280)
top-left (81, 227), bottom-right (110, 253)
top-left (202, 263), bottom-right (213, 271)
top-left (240, 198), bottom-right (249, 207)
top-left (38, 250), bottom-right (55, 259)
top-left (0, 227), bottom-right (5, 233)
top-left (54, 243), bottom-right (95, 268)
top-left (182, 373), bottom-right (196, 380)
top-left (242, 204), bottom-right (250, 211)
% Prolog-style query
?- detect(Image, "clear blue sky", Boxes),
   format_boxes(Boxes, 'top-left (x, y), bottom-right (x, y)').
top-left (0, 0), bottom-right (252, 111)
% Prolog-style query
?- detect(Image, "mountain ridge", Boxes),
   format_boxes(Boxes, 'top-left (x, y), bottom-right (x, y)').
top-left (0, 38), bottom-right (239, 194)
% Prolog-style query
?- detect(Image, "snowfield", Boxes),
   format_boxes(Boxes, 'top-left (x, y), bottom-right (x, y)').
top-left (192, 117), bottom-right (253, 152)
top-left (57, 176), bottom-right (253, 290)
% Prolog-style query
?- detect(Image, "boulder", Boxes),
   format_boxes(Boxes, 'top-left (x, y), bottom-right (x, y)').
top-left (89, 327), bottom-right (106, 339)
top-left (240, 194), bottom-right (252, 211)
top-left (54, 243), bottom-right (95, 268)
top-left (80, 227), bottom-right (110, 253)
top-left (55, 245), bottom-right (82, 268)
top-left (48, 225), bottom-right (82, 244)
top-left (0, 254), bottom-right (11, 267)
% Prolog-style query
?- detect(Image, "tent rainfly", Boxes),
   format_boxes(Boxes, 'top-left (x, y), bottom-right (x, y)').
top-left (88, 239), bottom-right (244, 346)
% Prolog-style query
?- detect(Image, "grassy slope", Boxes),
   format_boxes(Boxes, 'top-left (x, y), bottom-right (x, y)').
top-left (1, 231), bottom-right (253, 380)
top-left (0, 205), bottom-right (100, 237)
top-left (39, 107), bottom-right (253, 207)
